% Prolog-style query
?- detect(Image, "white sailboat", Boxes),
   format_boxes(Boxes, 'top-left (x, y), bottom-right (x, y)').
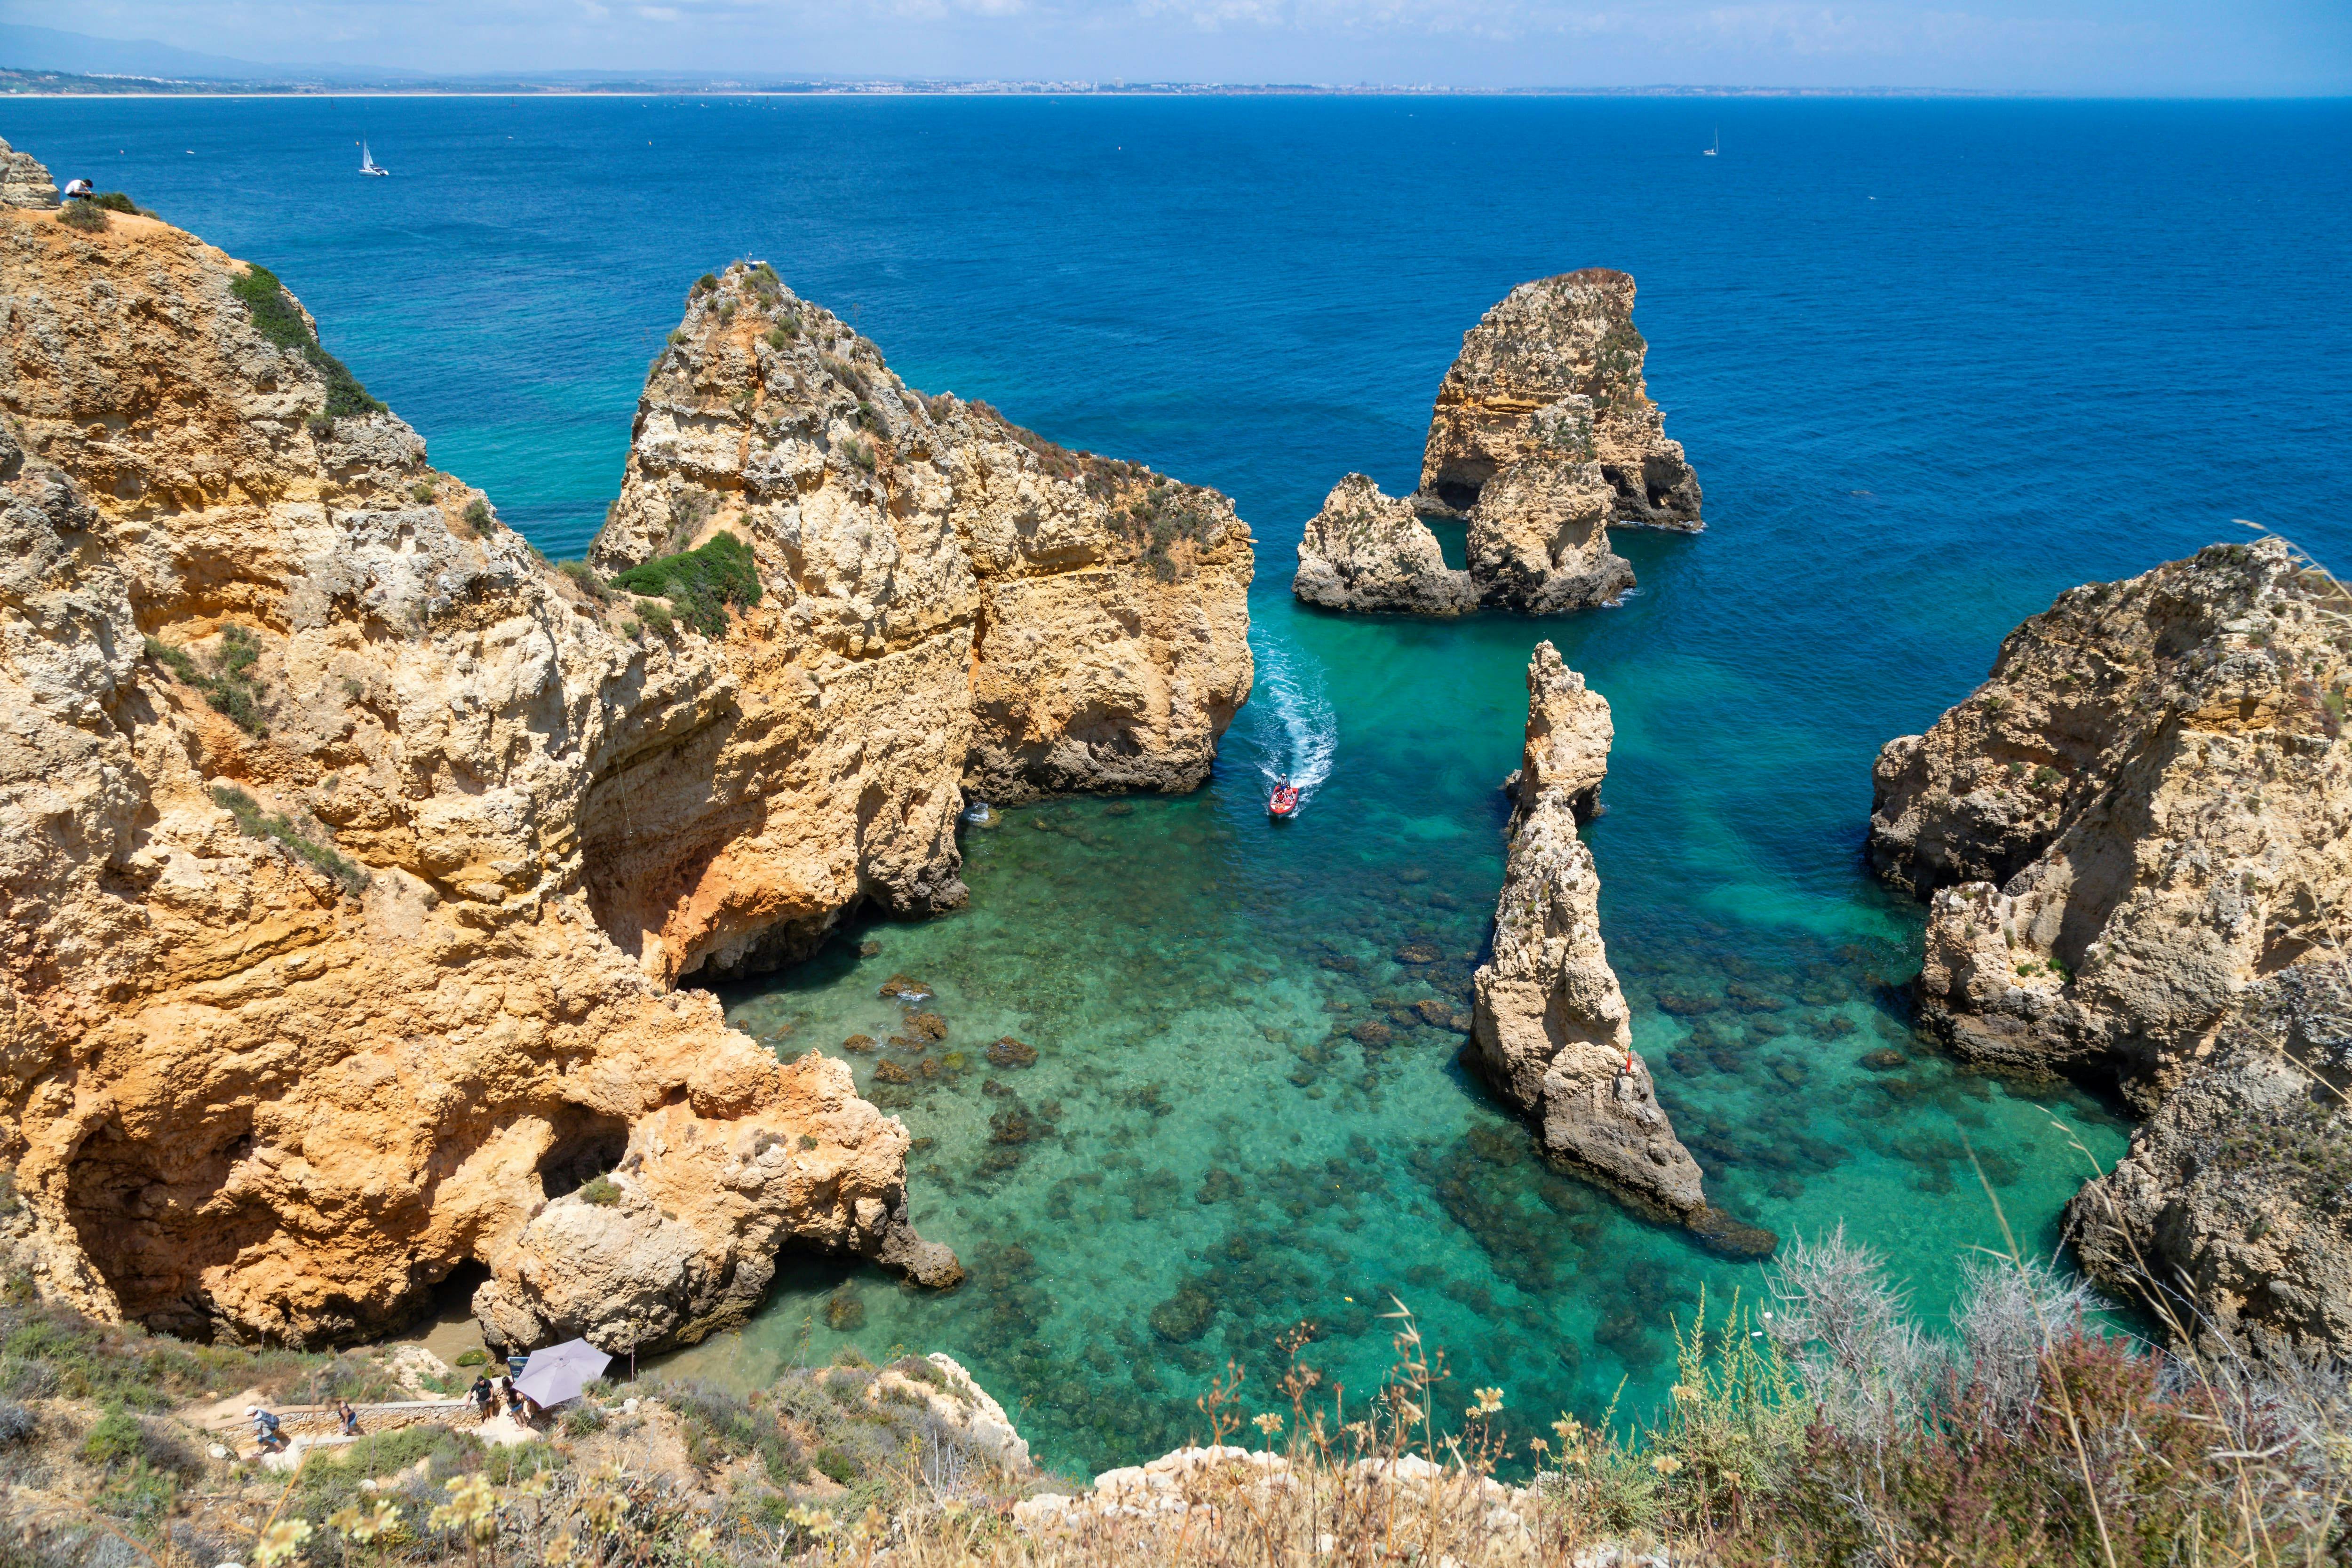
top-left (359, 140), bottom-right (389, 177)
top-left (1703, 127), bottom-right (1719, 157)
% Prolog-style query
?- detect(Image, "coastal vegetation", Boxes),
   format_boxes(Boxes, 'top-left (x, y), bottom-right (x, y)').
top-left (1, 1231), bottom-right (2340, 1565)
top-left (609, 530), bottom-right (763, 636)
top-left (210, 785), bottom-right (371, 896)
top-left (229, 263), bottom-right (386, 425)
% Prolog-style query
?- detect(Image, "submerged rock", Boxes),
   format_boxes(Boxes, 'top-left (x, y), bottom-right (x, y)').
top-left (1470, 645), bottom-right (1724, 1229)
top-left (1293, 473), bottom-right (1474, 615)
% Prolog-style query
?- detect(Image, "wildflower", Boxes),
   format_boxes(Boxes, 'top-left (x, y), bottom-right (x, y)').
top-left (1551, 1414), bottom-right (1582, 1445)
top-left (1670, 1384), bottom-right (1697, 1403)
top-left (687, 1526), bottom-right (715, 1552)
top-left (1650, 1455), bottom-right (1683, 1475)
top-left (544, 1532), bottom-right (578, 1566)
top-left (1468, 1386), bottom-right (1504, 1417)
top-left (851, 1503), bottom-right (888, 1544)
top-left (1527, 1437), bottom-right (1550, 1457)
top-left (254, 1518), bottom-right (313, 1568)
top-left (330, 1499), bottom-right (402, 1544)
top-left (431, 1473), bottom-right (500, 1542)
top-left (1253, 1412), bottom-right (1283, 1436)
top-left (785, 1504), bottom-right (838, 1539)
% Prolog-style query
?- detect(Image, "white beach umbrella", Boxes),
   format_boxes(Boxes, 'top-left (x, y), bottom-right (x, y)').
top-left (511, 1338), bottom-right (612, 1409)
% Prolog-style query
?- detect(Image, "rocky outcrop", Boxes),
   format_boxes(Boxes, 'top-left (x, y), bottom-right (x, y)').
top-left (1291, 270), bottom-right (1693, 616)
top-left (2067, 957), bottom-right (2352, 1368)
top-left (1293, 473), bottom-right (1473, 614)
top-left (0, 200), bottom-right (958, 1351)
top-left (0, 137), bottom-right (56, 210)
top-left (588, 263), bottom-right (1253, 978)
top-left (1869, 539), bottom-right (2352, 1106)
top-left (1420, 270), bottom-right (1701, 533)
top-left (1471, 645), bottom-right (1738, 1242)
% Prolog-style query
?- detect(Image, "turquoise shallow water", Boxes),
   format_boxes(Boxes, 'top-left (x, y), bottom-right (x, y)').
top-left (13, 94), bottom-right (2348, 1472)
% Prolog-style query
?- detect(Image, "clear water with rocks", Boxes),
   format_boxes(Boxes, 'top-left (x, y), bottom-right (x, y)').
top-left (18, 93), bottom-right (2346, 1474)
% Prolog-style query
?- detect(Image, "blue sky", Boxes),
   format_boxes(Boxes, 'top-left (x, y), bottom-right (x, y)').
top-left (7, 0), bottom-right (2348, 91)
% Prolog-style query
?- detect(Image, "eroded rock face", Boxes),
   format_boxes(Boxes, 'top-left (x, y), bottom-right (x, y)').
top-left (1293, 473), bottom-right (1473, 615)
top-left (0, 137), bottom-right (56, 210)
top-left (0, 207), bottom-right (954, 1351)
top-left (589, 263), bottom-right (1253, 983)
top-left (1470, 644), bottom-right (1711, 1221)
top-left (2066, 957), bottom-right (2352, 1367)
top-left (1869, 539), bottom-right (2352, 1105)
top-left (1420, 270), bottom-right (1700, 533)
top-left (1290, 270), bottom-right (1693, 616)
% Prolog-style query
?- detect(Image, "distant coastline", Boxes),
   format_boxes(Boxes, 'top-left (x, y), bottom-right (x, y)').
top-left (0, 65), bottom-right (2022, 99)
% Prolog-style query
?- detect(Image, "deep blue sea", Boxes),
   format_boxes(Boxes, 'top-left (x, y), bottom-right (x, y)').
top-left (15, 95), bottom-right (2349, 1475)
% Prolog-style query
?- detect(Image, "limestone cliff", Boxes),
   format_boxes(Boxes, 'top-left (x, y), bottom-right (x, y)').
top-left (0, 137), bottom-right (56, 210)
top-left (1471, 645), bottom-right (1723, 1233)
top-left (0, 180), bottom-right (956, 1353)
top-left (1869, 539), bottom-right (2352, 1105)
top-left (1420, 270), bottom-right (1701, 533)
top-left (2067, 957), bottom-right (2352, 1368)
top-left (1292, 473), bottom-right (1473, 615)
top-left (588, 263), bottom-right (1253, 979)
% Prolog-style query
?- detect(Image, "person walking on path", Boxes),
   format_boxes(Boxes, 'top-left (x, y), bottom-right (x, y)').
top-left (248, 1405), bottom-right (285, 1451)
top-left (469, 1374), bottom-right (495, 1422)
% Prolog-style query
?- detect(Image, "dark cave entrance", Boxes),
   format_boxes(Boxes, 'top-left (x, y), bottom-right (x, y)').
top-left (537, 1106), bottom-right (630, 1200)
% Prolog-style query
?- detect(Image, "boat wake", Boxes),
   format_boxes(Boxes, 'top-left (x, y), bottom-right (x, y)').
top-left (1246, 635), bottom-right (1337, 807)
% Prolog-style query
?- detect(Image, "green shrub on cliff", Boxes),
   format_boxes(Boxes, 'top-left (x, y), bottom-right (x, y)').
top-left (611, 532), bottom-right (760, 637)
top-left (229, 263), bottom-right (385, 426)
top-left (57, 201), bottom-right (106, 233)
top-left (212, 784), bottom-right (369, 896)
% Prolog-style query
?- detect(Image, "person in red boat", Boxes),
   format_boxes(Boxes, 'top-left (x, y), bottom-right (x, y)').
top-left (1269, 775), bottom-right (1300, 818)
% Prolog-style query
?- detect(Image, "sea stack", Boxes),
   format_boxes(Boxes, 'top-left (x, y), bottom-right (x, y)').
top-left (1471, 645), bottom-right (1740, 1242)
top-left (1292, 472), bottom-right (1475, 615)
top-left (1294, 269), bottom-right (1695, 616)
top-left (1420, 269), bottom-right (1701, 533)
top-left (590, 263), bottom-right (1255, 979)
top-left (1871, 536), bottom-right (2352, 1367)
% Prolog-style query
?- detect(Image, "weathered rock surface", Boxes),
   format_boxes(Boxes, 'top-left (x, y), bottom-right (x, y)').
top-left (589, 263), bottom-right (1253, 981)
top-left (1291, 270), bottom-right (1693, 616)
top-left (0, 204), bottom-right (957, 1351)
top-left (2067, 956), bottom-right (2352, 1367)
top-left (1420, 270), bottom-right (1701, 533)
top-left (1293, 473), bottom-right (1472, 614)
top-left (1459, 416), bottom-right (1633, 614)
top-left (1870, 539), bottom-right (2352, 1105)
top-left (0, 137), bottom-right (56, 210)
top-left (1471, 644), bottom-right (1715, 1225)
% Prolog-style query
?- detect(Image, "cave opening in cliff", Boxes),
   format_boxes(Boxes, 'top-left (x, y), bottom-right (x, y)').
top-left (64, 1112), bottom-right (277, 1340)
top-left (538, 1106), bottom-right (631, 1200)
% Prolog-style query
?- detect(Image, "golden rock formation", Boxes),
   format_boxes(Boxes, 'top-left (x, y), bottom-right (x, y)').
top-left (6, 189), bottom-right (1287, 1350)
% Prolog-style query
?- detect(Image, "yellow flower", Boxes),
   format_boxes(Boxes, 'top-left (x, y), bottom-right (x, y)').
top-left (544, 1532), bottom-right (579, 1566)
top-left (1650, 1455), bottom-right (1683, 1475)
top-left (430, 1474), bottom-right (499, 1542)
top-left (1526, 1437), bottom-right (1550, 1457)
top-left (1252, 1412), bottom-right (1283, 1435)
top-left (332, 1499), bottom-right (400, 1544)
top-left (1551, 1414), bottom-right (1582, 1444)
top-left (1670, 1384), bottom-right (1698, 1403)
top-left (785, 1504), bottom-right (837, 1538)
top-left (1468, 1386), bottom-right (1504, 1417)
top-left (254, 1518), bottom-right (313, 1568)
top-left (686, 1526), bottom-right (715, 1552)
